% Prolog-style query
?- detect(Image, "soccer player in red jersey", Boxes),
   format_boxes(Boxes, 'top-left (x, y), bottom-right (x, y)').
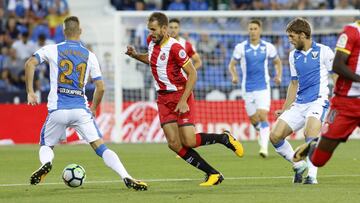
top-left (168, 18), bottom-right (202, 70)
top-left (126, 12), bottom-right (244, 186)
top-left (294, 18), bottom-right (360, 167)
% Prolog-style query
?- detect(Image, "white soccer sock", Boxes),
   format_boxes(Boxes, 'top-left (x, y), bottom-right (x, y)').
top-left (273, 139), bottom-right (294, 163)
top-left (307, 156), bottom-right (318, 178)
top-left (102, 149), bottom-right (132, 180)
top-left (39, 145), bottom-right (54, 165)
top-left (259, 123), bottom-right (270, 151)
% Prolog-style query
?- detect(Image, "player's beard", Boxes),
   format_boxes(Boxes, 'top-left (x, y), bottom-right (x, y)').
top-left (155, 34), bottom-right (164, 45)
top-left (295, 41), bottom-right (304, 50)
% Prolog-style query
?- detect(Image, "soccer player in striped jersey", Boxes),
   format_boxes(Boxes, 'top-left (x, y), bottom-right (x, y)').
top-left (271, 18), bottom-right (334, 184)
top-left (126, 12), bottom-right (244, 186)
top-left (294, 18), bottom-right (360, 168)
top-left (26, 16), bottom-right (147, 191)
top-left (168, 18), bottom-right (202, 70)
top-left (229, 19), bottom-right (283, 158)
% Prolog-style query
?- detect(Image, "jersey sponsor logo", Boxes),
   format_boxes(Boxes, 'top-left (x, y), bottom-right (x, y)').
top-left (336, 33), bottom-right (348, 48)
top-left (58, 87), bottom-right (84, 96)
top-left (311, 51), bottom-right (319, 59)
top-left (179, 49), bottom-right (186, 59)
top-left (160, 52), bottom-right (166, 61)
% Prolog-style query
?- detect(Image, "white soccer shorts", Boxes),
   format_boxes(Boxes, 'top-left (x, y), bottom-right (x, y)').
top-left (243, 89), bottom-right (271, 116)
top-left (40, 109), bottom-right (102, 146)
top-left (278, 99), bottom-right (329, 132)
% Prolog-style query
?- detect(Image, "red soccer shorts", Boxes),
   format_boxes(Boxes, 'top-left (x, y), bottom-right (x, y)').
top-left (321, 96), bottom-right (360, 141)
top-left (156, 90), bottom-right (196, 127)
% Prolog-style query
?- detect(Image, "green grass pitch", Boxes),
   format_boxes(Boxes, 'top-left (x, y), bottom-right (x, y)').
top-left (1, 141), bottom-right (360, 203)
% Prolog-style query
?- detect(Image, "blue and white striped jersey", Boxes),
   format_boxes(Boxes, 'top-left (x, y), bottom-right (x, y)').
top-left (232, 40), bottom-right (277, 92)
top-left (289, 42), bottom-right (334, 104)
top-left (34, 40), bottom-right (102, 111)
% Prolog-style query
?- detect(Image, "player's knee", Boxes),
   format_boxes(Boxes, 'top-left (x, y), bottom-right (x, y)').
top-left (167, 140), bottom-right (182, 152)
top-left (94, 144), bottom-right (108, 157)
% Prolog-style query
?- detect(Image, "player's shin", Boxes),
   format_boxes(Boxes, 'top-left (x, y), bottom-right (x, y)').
top-left (195, 132), bottom-right (229, 147)
top-left (272, 139), bottom-right (295, 163)
top-left (39, 145), bottom-right (54, 165)
top-left (305, 137), bottom-right (318, 178)
top-left (95, 144), bottom-right (132, 179)
top-left (259, 122), bottom-right (270, 151)
top-left (177, 147), bottom-right (219, 175)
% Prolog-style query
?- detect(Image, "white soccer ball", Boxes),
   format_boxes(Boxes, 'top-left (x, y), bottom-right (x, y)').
top-left (62, 164), bottom-right (86, 188)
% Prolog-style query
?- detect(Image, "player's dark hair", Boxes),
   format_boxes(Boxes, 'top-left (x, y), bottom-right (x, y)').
top-left (249, 19), bottom-right (262, 28)
top-left (169, 18), bottom-right (180, 25)
top-left (64, 16), bottom-right (81, 37)
top-left (286, 17), bottom-right (311, 39)
top-left (148, 12), bottom-right (168, 27)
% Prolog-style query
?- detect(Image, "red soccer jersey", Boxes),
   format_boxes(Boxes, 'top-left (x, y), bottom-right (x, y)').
top-left (147, 36), bottom-right (190, 91)
top-left (334, 21), bottom-right (360, 97)
top-left (177, 37), bottom-right (196, 58)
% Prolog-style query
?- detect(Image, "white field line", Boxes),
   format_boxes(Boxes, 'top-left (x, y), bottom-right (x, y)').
top-left (1, 174), bottom-right (360, 187)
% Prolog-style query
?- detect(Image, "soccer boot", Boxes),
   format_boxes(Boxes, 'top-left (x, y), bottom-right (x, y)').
top-left (199, 173), bottom-right (224, 187)
top-left (223, 130), bottom-right (244, 157)
top-left (303, 176), bottom-right (318, 184)
top-left (124, 177), bottom-right (148, 191)
top-left (293, 138), bottom-right (318, 162)
top-left (293, 160), bottom-right (307, 183)
top-left (259, 147), bottom-right (268, 158)
top-left (30, 162), bottom-right (52, 185)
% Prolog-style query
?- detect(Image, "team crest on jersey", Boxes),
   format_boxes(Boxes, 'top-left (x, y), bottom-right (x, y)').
top-left (311, 51), bottom-right (319, 59)
top-left (260, 46), bottom-right (266, 53)
top-left (160, 53), bottom-right (166, 61)
top-left (336, 33), bottom-right (348, 48)
top-left (179, 49), bottom-right (186, 59)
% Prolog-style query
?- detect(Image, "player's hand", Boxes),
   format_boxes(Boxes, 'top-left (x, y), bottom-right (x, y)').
top-left (174, 100), bottom-right (189, 114)
top-left (231, 76), bottom-right (239, 84)
top-left (274, 76), bottom-right (282, 85)
top-left (125, 45), bottom-right (138, 58)
top-left (274, 109), bottom-right (284, 118)
top-left (27, 92), bottom-right (39, 106)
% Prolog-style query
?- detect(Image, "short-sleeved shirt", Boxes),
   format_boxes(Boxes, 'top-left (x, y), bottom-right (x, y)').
top-left (177, 37), bottom-right (196, 58)
top-left (147, 36), bottom-right (190, 91)
top-left (34, 40), bottom-right (102, 111)
top-left (289, 42), bottom-right (334, 104)
top-left (232, 40), bottom-right (277, 92)
top-left (334, 21), bottom-right (360, 98)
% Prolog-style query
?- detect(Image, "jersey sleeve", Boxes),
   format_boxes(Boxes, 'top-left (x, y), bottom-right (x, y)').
top-left (171, 43), bottom-right (190, 67)
top-left (335, 25), bottom-right (357, 55)
top-left (323, 46), bottom-right (335, 72)
top-left (289, 51), bottom-right (298, 80)
top-left (267, 43), bottom-right (278, 59)
top-left (33, 45), bottom-right (51, 64)
top-left (232, 44), bottom-right (242, 60)
top-left (185, 41), bottom-right (196, 58)
top-left (88, 52), bottom-right (102, 81)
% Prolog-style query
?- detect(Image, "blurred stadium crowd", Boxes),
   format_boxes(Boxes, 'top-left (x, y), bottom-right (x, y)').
top-left (0, 0), bottom-right (359, 103)
top-left (110, 0), bottom-right (359, 11)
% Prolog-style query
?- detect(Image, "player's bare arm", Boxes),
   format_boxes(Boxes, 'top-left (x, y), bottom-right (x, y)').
top-left (174, 61), bottom-right (197, 113)
top-left (90, 80), bottom-right (105, 116)
top-left (273, 56), bottom-right (283, 85)
top-left (275, 80), bottom-right (298, 117)
top-left (125, 45), bottom-right (149, 64)
top-left (228, 58), bottom-right (239, 84)
top-left (191, 53), bottom-right (202, 70)
top-left (25, 56), bottom-right (40, 105)
top-left (333, 51), bottom-right (360, 82)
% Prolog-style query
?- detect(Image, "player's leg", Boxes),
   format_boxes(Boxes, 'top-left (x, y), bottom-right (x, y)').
top-left (30, 111), bottom-right (67, 185)
top-left (256, 89), bottom-right (271, 158)
top-left (177, 125), bottom-right (223, 186)
top-left (302, 116), bottom-right (323, 184)
top-left (74, 109), bottom-right (147, 190)
top-left (244, 92), bottom-right (261, 130)
top-left (270, 105), bottom-right (307, 183)
top-left (89, 139), bottom-right (147, 191)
